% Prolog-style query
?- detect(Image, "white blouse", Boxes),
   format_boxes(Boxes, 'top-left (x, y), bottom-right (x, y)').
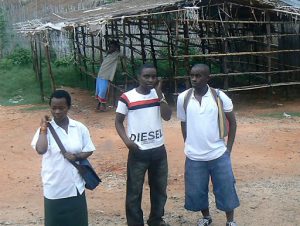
top-left (31, 117), bottom-right (96, 199)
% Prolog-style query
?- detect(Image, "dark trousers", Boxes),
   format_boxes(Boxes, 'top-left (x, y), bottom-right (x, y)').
top-left (126, 145), bottom-right (168, 226)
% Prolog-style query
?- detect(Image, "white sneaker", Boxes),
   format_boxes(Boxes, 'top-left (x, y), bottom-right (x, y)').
top-left (197, 217), bottom-right (212, 226)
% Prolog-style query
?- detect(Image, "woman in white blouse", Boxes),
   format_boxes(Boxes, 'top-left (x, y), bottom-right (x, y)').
top-left (31, 89), bottom-right (96, 226)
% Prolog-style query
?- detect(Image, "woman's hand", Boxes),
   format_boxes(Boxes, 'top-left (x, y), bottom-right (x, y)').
top-left (63, 152), bottom-right (77, 161)
top-left (36, 115), bottom-right (51, 154)
top-left (40, 115), bottom-right (51, 130)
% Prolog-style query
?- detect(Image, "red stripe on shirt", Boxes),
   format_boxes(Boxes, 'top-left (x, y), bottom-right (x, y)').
top-left (128, 98), bottom-right (160, 108)
top-left (120, 93), bottom-right (130, 105)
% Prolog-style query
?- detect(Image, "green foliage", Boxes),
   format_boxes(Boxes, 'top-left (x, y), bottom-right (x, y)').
top-left (53, 56), bottom-right (74, 67)
top-left (0, 65), bottom-right (43, 105)
top-left (0, 58), bottom-right (13, 69)
top-left (0, 63), bottom-right (94, 106)
top-left (8, 47), bottom-right (32, 65)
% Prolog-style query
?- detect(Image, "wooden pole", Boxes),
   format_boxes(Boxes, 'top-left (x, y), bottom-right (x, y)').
top-left (172, 49), bottom-right (300, 58)
top-left (148, 16), bottom-right (157, 68)
top-left (91, 34), bottom-right (96, 74)
top-left (99, 33), bottom-right (103, 63)
top-left (122, 19), bottom-right (128, 91)
top-left (44, 31), bottom-right (56, 92)
top-left (81, 26), bottom-right (88, 83)
top-left (183, 21), bottom-right (190, 76)
top-left (37, 35), bottom-right (45, 102)
top-left (266, 11), bottom-right (273, 101)
top-left (166, 17), bottom-right (174, 92)
top-left (74, 27), bottom-right (83, 80)
top-left (139, 18), bottom-right (146, 63)
top-left (71, 29), bottom-right (77, 69)
top-left (127, 21), bottom-right (136, 76)
top-left (30, 38), bottom-right (38, 80)
top-left (174, 12), bottom-right (179, 93)
top-left (220, 4), bottom-right (229, 90)
top-left (266, 12), bottom-right (272, 84)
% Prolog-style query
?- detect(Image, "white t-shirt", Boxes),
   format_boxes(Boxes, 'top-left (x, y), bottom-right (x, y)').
top-left (116, 88), bottom-right (164, 150)
top-left (177, 86), bottom-right (233, 161)
top-left (31, 117), bottom-right (95, 199)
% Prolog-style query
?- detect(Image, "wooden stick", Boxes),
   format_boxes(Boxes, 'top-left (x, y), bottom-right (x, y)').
top-left (171, 68), bottom-right (300, 79)
top-left (172, 49), bottom-right (300, 58)
top-left (44, 31), bottom-right (56, 92)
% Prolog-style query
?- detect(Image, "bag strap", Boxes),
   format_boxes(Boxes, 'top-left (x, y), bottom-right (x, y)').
top-left (183, 88), bottom-right (193, 115)
top-left (210, 88), bottom-right (228, 138)
top-left (48, 123), bottom-right (81, 171)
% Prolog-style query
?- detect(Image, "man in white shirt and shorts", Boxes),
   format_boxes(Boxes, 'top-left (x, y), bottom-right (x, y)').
top-left (177, 64), bottom-right (239, 226)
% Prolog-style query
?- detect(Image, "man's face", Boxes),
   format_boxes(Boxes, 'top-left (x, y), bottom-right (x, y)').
top-left (138, 67), bottom-right (157, 91)
top-left (190, 67), bottom-right (210, 89)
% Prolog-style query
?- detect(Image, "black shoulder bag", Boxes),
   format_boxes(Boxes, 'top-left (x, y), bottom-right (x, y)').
top-left (48, 124), bottom-right (101, 190)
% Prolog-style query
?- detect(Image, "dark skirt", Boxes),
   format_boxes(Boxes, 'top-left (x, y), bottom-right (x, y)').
top-left (44, 191), bottom-right (88, 226)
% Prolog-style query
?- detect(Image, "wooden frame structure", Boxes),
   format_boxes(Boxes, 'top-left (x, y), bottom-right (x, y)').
top-left (14, 0), bottom-right (300, 102)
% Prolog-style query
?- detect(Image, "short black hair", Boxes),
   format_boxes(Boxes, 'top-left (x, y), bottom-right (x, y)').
top-left (137, 63), bottom-right (156, 77)
top-left (109, 40), bottom-right (120, 48)
top-left (191, 64), bottom-right (210, 76)
top-left (49, 89), bottom-right (71, 108)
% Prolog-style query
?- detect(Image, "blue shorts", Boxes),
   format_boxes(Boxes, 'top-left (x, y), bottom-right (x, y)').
top-left (184, 151), bottom-right (240, 212)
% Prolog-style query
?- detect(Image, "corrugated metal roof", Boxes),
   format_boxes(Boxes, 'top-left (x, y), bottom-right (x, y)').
top-left (280, 0), bottom-right (300, 7)
top-left (14, 0), bottom-right (300, 34)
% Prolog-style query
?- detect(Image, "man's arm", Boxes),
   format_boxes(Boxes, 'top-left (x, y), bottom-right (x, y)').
top-left (180, 122), bottom-right (187, 142)
top-left (115, 112), bottom-right (139, 151)
top-left (225, 111), bottom-right (237, 153)
top-left (155, 80), bottom-right (172, 121)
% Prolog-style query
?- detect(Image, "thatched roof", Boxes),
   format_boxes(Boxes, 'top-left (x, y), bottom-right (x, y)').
top-left (14, 0), bottom-right (300, 34)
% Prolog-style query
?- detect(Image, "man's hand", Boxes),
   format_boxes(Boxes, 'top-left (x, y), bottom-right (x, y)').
top-left (125, 140), bottom-right (139, 152)
top-left (155, 77), bottom-right (163, 99)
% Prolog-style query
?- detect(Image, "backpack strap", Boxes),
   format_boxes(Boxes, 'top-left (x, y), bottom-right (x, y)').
top-left (183, 88), bottom-right (193, 116)
top-left (210, 87), bottom-right (228, 139)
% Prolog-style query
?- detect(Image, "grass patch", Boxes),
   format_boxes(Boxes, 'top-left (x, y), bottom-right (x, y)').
top-left (0, 64), bottom-right (95, 106)
top-left (259, 112), bottom-right (300, 118)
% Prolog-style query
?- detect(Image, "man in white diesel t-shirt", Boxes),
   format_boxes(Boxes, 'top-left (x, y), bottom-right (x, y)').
top-left (177, 64), bottom-right (239, 226)
top-left (115, 63), bottom-right (172, 226)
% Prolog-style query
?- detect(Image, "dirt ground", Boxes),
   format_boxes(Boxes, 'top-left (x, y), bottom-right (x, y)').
top-left (0, 87), bottom-right (300, 226)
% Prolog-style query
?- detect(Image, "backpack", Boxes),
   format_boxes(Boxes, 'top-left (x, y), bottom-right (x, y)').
top-left (183, 87), bottom-right (228, 139)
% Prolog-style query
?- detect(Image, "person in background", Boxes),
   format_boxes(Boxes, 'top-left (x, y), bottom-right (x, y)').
top-left (31, 89), bottom-right (96, 226)
top-left (115, 63), bottom-right (172, 226)
top-left (177, 64), bottom-right (239, 226)
top-left (95, 40), bottom-right (121, 111)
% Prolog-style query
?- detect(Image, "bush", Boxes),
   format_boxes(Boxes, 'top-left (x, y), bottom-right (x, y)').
top-left (8, 47), bottom-right (32, 65)
top-left (53, 56), bottom-right (74, 67)
top-left (0, 58), bottom-right (13, 69)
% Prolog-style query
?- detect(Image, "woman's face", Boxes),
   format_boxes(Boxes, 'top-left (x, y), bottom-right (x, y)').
top-left (50, 97), bottom-right (69, 122)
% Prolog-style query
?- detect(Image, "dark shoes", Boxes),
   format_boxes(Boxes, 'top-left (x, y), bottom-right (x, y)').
top-left (158, 220), bottom-right (170, 226)
top-left (226, 222), bottom-right (237, 226)
top-left (148, 220), bottom-right (170, 226)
